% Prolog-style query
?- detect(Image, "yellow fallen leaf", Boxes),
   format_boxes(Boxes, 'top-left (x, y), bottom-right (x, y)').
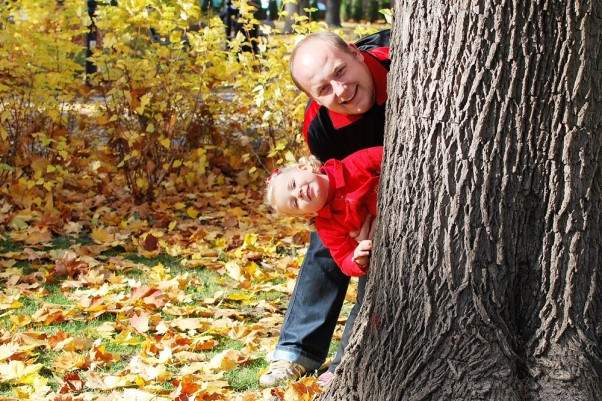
top-left (208, 348), bottom-right (241, 372)
top-left (22, 227), bottom-right (53, 245)
top-left (186, 206), bottom-right (199, 219)
top-left (118, 388), bottom-right (169, 401)
top-left (0, 360), bottom-right (44, 384)
top-left (13, 375), bottom-right (48, 397)
top-left (83, 371), bottom-right (133, 390)
top-left (227, 293), bottom-right (252, 302)
top-left (179, 361), bottom-right (207, 375)
top-left (113, 330), bottom-right (143, 346)
top-left (215, 237), bottom-right (227, 251)
top-left (62, 337), bottom-right (94, 352)
top-left (225, 261), bottom-right (244, 282)
top-left (63, 221), bottom-right (83, 235)
top-left (173, 351), bottom-right (206, 363)
top-left (91, 321), bottom-right (117, 337)
top-left (243, 232), bottom-right (258, 248)
top-left (91, 227), bottom-right (116, 244)
top-left (141, 364), bottom-right (171, 382)
top-left (8, 314), bottom-right (30, 327)
top-left (170, 318), bottom-right (210, 332)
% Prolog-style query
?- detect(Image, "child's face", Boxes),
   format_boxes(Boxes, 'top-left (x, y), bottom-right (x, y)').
top-left (271, 167), bottom-right (330, 217)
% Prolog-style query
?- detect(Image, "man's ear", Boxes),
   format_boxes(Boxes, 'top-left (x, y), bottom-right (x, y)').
top-left (348, 43), bottom-right (363, 60)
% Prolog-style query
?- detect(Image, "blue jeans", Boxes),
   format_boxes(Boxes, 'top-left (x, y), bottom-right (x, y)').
top-left (328, 273), bottom-right (367, 373)
top-left (272, 231), bottom-right (364, 370)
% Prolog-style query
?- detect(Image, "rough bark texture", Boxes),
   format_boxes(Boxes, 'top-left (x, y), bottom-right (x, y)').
top-left (320, 1), bottom-right (602, 400)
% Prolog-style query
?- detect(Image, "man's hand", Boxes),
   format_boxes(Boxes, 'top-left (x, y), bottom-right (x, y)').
top-left (349, 215), bottom-right (376, 242)
top-left (352, 240), bottom-right (372, 267)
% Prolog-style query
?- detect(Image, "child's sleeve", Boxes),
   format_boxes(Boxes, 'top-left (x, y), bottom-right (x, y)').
top-left (346, 146), bottom-right (383, 177)
top-left (364, 146), bottom-right (383, 175)
top-left (317, 228), bottom-right (368, 277)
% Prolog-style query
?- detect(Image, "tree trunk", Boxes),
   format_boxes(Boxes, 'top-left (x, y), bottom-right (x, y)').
top-left (325, 0), bottom-right (342, 27)
top-left (320, 1), bottom-right (602, 400)
top-left (282, 0), bottom-right (310, 33)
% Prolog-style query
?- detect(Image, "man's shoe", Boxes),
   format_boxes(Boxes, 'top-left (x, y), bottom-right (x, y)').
top-left (317, 370), bottom-right (335, 387)
top-left (259, 359), bottom-right (308, 387)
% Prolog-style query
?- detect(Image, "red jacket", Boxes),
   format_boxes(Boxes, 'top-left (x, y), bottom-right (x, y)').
top-left (315, 146), bottom-right (383, 276)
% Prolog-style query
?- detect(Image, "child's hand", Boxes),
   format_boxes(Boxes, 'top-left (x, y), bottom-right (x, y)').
top-left (352, 240), bottom-right (372, 267)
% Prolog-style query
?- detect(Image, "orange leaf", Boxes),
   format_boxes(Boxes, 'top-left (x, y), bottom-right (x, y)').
top-left (59, 371), bottom-right (85, 394)
top-left (89, 344), bottom-right (120, 366)
top-left (53, 351), bottom-right (89, 372)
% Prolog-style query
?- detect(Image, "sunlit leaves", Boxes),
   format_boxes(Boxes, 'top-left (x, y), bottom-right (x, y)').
top-left (0, 170), bottom-right (319, 399)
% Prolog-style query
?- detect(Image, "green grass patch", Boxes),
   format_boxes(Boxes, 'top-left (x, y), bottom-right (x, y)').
top-left (226, 358), bottom-right (268, 392)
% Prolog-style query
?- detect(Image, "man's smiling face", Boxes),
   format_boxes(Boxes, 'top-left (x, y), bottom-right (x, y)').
top-left (292, 41), bottom-right (376, 116)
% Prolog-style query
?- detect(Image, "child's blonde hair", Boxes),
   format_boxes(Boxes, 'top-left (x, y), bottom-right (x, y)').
top-left (264, 154), bottom-right (323, 214)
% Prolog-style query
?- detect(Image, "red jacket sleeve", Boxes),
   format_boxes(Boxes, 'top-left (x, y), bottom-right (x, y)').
top-left (317, 227), bottom-right (368, 277)
top-left (344, 146), bottom-right (383, 177)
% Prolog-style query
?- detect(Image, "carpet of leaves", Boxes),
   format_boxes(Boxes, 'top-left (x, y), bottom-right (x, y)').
top-left (0, 166), bottom-right (353, 400)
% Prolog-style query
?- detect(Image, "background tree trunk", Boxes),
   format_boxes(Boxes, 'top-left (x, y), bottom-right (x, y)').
top-left (320, 1), bottom-right (602, 400)
top-left (325, 0), bottom-right (342, 27)
top-left (282, 0), bottom-right (309, 33)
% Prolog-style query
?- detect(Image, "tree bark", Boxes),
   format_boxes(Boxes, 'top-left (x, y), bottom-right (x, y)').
top-left (325, 0), bottom-right (342, 27)
top-left (320, 0), bottom-right (602, 400)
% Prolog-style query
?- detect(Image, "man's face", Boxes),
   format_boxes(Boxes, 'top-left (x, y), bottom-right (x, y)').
top-left (292, 42), bottom-right (375, 115)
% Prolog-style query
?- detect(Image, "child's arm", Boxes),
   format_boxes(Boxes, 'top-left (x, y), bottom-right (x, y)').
top-left (317, 224), bottom-right (369, 276)
top-left (346, 146), bottom-right (383, 177)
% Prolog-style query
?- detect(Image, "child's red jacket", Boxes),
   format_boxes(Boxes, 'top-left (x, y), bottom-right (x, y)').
top-left (315, 146), bottom-right (383, 276)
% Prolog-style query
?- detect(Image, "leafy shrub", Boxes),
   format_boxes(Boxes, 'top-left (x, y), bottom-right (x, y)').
top-left (0, 1), bottom-right (88, 187)
top-left (0, 0), bottom-right (389, 207)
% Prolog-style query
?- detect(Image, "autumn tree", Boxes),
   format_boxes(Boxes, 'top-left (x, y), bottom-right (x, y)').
top-left (325, 0), bottom-right (343, 27)
top-left (321, 1), bottom-right (602, 400)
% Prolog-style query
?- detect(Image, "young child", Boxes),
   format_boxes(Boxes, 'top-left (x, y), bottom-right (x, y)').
top-left (265, 146), bottom-right (382, 277)
top-left (264, 145), bottom-right (382, 383)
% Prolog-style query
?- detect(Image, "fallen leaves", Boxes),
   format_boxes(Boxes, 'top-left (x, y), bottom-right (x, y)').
top-left (0, 155), bottom-right (339, 401)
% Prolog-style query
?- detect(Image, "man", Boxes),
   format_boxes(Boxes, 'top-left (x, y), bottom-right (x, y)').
top-left (259, 30), bottom-right (390, 387)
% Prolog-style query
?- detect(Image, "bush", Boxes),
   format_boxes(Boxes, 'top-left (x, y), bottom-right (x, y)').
top-left (0, 0), bottom-right (88, 187)
top-left (0, 0), bottom-right (388, 210)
